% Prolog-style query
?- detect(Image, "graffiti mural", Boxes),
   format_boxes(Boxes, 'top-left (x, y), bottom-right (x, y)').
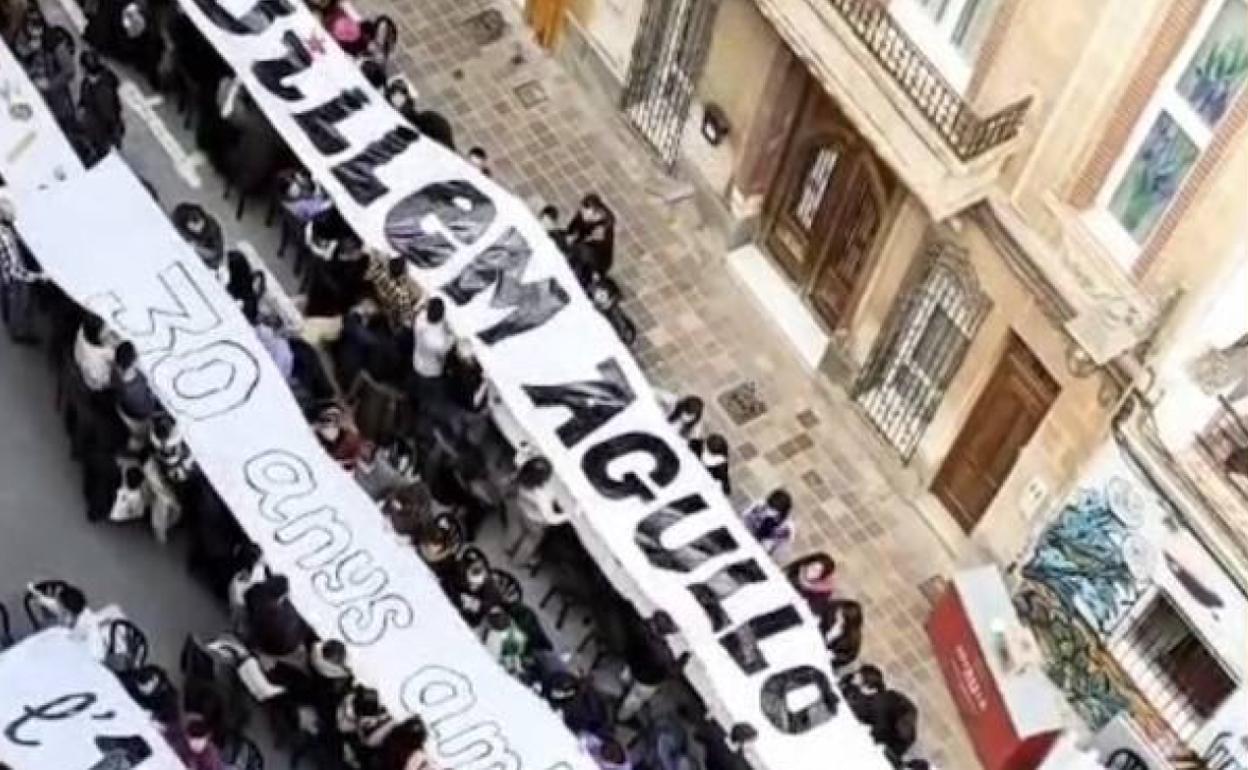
top-left (1015, 581), bottom-right (1173, 742)
top-left (1021, 477), bottom-right (1153, 634)
top-left (1015, 461), bottom-right (1166, 738)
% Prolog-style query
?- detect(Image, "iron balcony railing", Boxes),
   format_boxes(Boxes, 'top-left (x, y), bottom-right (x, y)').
top-left (826, 0), bottom-right (1032, 161)
top-left (1195, 395), bottom-right (1248, 507)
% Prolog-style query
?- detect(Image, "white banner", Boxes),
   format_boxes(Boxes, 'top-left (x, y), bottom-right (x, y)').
top-left (0, 42), bottom-right (84, 194)
top-left (18, 157), bottom-right (594, 770)
top-left (169, 1), bottom-right (892, 767)
top-left (0, 629), bottom-right (184, 770)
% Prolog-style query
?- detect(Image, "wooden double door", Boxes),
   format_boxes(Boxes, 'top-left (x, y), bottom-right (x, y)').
top-left (932, 334), bottom-right (1060, 532)
top-left (763, 78), bottom-right (895, 329)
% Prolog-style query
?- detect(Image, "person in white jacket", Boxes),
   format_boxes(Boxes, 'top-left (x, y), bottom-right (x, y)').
top-left (506, 453), bottom-right (564, 567)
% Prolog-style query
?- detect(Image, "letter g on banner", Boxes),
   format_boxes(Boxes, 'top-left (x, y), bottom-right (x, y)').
top-left (385, 180), bottom-right (496, 268)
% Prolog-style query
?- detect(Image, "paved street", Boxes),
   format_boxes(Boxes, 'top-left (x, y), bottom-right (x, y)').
top-left (345, 0), bottom-right (980, 766)
top-left (0, 0), bottom-right (978, 766)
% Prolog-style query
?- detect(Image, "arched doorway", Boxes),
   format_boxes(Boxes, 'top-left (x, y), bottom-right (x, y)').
top-left (762, 79), bottom-right (895, 330)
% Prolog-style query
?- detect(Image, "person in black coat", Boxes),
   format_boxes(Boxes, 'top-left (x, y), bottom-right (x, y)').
top-left (76, 49), bottom-right (123, 163)
top-left (870, 690), bottom-right (918, 763)
top-left (85, 0), bottom-right (163, 89)
top-left (565, 193), bottom-right (615, 283)
top-left (840, 664), bottom-right (886, 723)
top-left (384, 80), bottom-right (455, 151)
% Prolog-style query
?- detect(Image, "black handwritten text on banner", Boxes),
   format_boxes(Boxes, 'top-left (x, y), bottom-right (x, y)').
top-left (165, 0), bottom-right (894, 765)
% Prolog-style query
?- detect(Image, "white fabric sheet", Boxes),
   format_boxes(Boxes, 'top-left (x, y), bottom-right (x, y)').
top-left (18, 157), bottom-right (594, 770)
top-left (166, 0), bottom-right (894, 766)
top-left (0, 629), bottom-right (184, 770)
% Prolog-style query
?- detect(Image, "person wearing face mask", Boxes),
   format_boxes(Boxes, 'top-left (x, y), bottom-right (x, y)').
top-left (785, 552), bottom-right (837, 613)
top-left (170, 718), bottom-right (225, 770)
top-left (172, 204), bottom-right (226, 281)
top-left (740, 489), bottom-right (795, 563)
top-left (538, 205), bottom-right (568, 252)
top-left (384, 79), bottom-right (456, 151)
top-left (840, 663), bottom-right (886, 723)
top-left (313, 404), bottom-right (363, 471)
top-left (452, 559), bottom-right (501, 628)
top-left (565, 193), bottom-right (615, 284)
top-left (481, 606), bottom-right (529, 676)
top-left (821, 599), bottom-right (864, 669)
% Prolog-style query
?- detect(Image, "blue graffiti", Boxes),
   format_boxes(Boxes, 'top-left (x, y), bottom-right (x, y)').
top-left (1022, 485), bottom-right (1147, 634)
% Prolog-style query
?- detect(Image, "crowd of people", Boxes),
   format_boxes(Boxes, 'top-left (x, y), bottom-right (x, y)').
top-left (0, 0), bottom-right (938, 767)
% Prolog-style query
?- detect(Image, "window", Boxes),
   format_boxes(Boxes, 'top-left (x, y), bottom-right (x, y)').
top-left (1095, 0), bottom-right (1248, 262)
top-left (891, 0), bottom-right (1001, 89)
top-left (854, 241), bottom-right (989, 460)
top-left (1109, 593), bottom-right (1237, 741)
top-left (792, 147), bottom-right (840, 231)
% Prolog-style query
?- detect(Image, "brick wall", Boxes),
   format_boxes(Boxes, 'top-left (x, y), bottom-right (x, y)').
top-left (1066, 0), bottom-right (1204, 207)
top-left (1136, 90), bottom-right (1248, 276)
top-left (964, 0), bottom-right (1021, 103)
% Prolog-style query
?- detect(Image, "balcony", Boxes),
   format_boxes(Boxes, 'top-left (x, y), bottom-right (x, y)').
top-left (828, 0), bottom-right (1031, 161)
top-left (1185, 397), bottom-right (1248, 548)
top-left (751, 0), bottom-right (1033, 218)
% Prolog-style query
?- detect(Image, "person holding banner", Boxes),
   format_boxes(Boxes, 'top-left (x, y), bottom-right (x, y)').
top-left (0, 195), bottom-right (46, 343)
top-left (410, 297), bottom-right (453, 403)
top-left (741, 488), bottom-right (796, 563)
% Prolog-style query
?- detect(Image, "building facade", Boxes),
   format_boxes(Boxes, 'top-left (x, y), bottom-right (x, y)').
top-left (1015, 258), bottom-right (1248, 768)
top-left (526, 0), bottom-right (1248, 574)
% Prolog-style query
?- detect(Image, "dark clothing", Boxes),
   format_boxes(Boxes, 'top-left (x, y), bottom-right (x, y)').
top-left (18, 30), bottom-right (77, 130)
top-left (172, 204), bottom-right (225, 270)
top-left (335, 311), bottom-right (404, 388)
top-left (451, 576), bottom-right (502, 628)
top-left (112, 370), bottom-right (158, 420)
top-left (185, 474), bottom-right (246, 598)
top-left (696, 720), bottom-right (751, 770)
top-left (83, 450), bottom-right (122, 522)
top-left (85, 0), bottom-right (164, 88)
top-left (305, 254), bottom-right (367, 317)
top-left (870, 691), bottom-right (918, 761)
top-left (558, 685), bottom-right (610, 737)
top-left (839, 674), bottom-right (884, 724)
top-left (225, 252), bottom-right (261, 323)
top-left (412, 109), bottom-right (455, 151)
top-left (245, 584), bottom-right (310, 658)
top-left (565, 211), bottom-right (616, 279)
top-left (223, 102), bottom-right (284, 193)
top-left (78, 68), bottom-right (124, 163)
top-left (784, 555), bottom-right (836, 614)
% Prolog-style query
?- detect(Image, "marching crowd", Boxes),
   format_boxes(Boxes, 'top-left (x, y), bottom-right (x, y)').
top-left (0, 0), bottom-right (937, 767)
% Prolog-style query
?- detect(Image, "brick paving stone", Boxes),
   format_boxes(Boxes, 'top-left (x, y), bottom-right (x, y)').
top-left (355, 1), bottom-right (980, 766)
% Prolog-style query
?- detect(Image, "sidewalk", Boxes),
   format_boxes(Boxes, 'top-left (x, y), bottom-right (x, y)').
top-left (349, 0), bottom-right (976, 766)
